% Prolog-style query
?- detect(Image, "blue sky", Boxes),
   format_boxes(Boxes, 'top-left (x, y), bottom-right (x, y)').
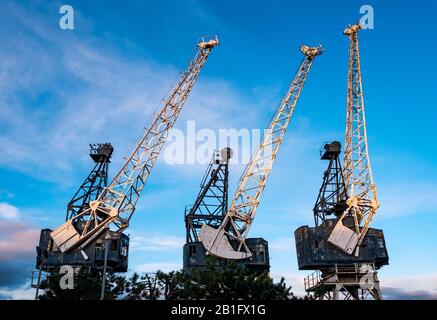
top-left (0, 0), bottom-right (436, 299)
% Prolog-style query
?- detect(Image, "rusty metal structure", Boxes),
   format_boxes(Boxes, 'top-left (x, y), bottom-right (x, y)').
top-left (200, 45), bottom-right (323, 259)
top-left (33, 144), bottom-right (129, 299)
top-left (183, 149), bottom-right (270, 273)
top-left (49, 37), bottom-right (219, 256)
top-left (294, 24), bottom-right (388, 300)
top-left (185, 149), bottom-right (231, 244)
top-left (295, 141), bottom-right (388, 272)
top-left (35, 143), bottom-right (130, 274)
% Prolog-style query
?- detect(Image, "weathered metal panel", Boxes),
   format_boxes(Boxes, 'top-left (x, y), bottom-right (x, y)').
top-left (36, 229), bottom-right (129, 272)
top-left (294, 219), bottom-right (389, 270)
top-left (183, 238), bottom-right (270, 273)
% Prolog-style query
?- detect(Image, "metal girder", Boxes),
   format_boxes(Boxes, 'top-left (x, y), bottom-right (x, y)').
top-left (50, 37), bottom-right (219, 253)
top-left (199, 45), bottom-right (323, 259)
top-left (185, 149), bottom-right (231, 243)
top-left (304, 263), bottom-right (382, 300)
top-left (313, 141), bottom-right (348, 227)
top-left (66, 143), bottom-right (113, 221)
top-left (328, 24), bottom-right (379, 256)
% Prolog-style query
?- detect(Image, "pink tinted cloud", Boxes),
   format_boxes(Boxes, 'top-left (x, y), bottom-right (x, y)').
top-left (0, 220), bottom-right (39, 261)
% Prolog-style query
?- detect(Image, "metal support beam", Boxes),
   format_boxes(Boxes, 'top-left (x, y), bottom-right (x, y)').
top-left (328, 24), bottom-right (379, 256)
top-left (200, 45), bottom-right (323, 259)
top-left (50, 37), bottom-right (219, 253)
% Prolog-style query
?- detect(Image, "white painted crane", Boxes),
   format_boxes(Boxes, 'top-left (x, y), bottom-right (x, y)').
top-left (327, 24), bottom-right (379, 256)
top-left (200, 45), bottom-right (323, 259)
top-left (50, 37), bottom-right (219, 254)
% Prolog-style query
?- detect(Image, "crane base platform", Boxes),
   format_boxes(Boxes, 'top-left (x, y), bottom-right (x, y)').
top-left (35, 228), bottom-right (129, 273)
top-left (183, 238), bottom-right (270, 273)
top-left (304, 263), bottom-right (382, 300)
top-left (295, 219), bottom-right (389, 270)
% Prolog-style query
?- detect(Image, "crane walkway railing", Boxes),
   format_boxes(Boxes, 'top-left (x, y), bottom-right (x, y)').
top-left (304, 263), bottom-right (377, 291)
top-left (304, 270), bottom-right (322, 291)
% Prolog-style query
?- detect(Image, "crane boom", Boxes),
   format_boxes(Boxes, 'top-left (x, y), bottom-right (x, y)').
top-left (199, 45), bottom-right (323, 259)
top-left (51, 37), bottom-right (219, 253)
top-left (327, 24), bottom-right (379, 256)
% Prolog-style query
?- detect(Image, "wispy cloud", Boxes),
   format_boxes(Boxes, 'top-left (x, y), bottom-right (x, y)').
top-left (0, 2), bottom-right (175, 182)
top-left (0, 221), bottom-right (39, 261)
top-left (0, 1), bottom-right (273, 187)
top-left (383, 287), bottom-right (437, 300)
top-left (130, 234), bottom-right (185, 252)
top-left (0, 203), bottom-right (40, 287)
top-left (379, 182), bottom-right (437, 218)
top-left (0, 282), bottom-right (35, 300)
top-left (382, 274), bottom-right (437, 300)
top-left (0, 202), bottom-right (20, 221)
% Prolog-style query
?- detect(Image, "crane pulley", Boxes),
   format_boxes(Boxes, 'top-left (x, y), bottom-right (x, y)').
top-left (50, 37), bottom-right (219, 253)
top-left (327, 24), bottom-right (379, 256)
top-left (199, 45), bottom-right (323, 260)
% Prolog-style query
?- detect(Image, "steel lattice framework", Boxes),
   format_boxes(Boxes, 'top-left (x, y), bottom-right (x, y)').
top-left (328, 24), bottom-right (379, 256)
top-left (185, 149), bottom-right (230, 243)
top-left (51, 38), bottom-right (219, 253)
top-left (66, 143), bottom-right (113, 221)
top-left (313, 141), bottom-right (348, 227)
top-left (200, 45), bottom-right (323, 259)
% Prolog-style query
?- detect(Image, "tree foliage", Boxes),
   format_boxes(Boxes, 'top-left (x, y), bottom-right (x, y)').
top-left (126, 258), bottom-right (295, 300)
top-left (38, 258), bottom-right (296, 300)
top-left (38, 267), bottom-right (127, 300)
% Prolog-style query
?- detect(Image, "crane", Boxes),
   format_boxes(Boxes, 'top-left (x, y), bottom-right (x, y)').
top-left (185, 148), bottom-right (231, 244)
top-left (294, 24), bottom-right (387, 300)
top-left (183, 148), bottom-right (270, 272)
top-left (66, 143), bottom-right (113, 221)
top-left (327, 24), bottom-right (379, 256)
top-left (200, 45), bottom-right (323, 260)
top-left (50, 37), bottom-right (219, 254)
top-left (312, 141), bottom-right (348, 227)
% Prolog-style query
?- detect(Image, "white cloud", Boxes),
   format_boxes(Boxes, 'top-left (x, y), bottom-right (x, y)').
top-left (382, 273), bottom-right (437, 292)
top-left (130, 234), bottom-right (185, 252)
top-left (0, 202), bottom-right (20, 221)
top-left (381, 273), bottom-right (437, 300)
top-left (0, 2), bottom-right (273, 187)
top-left (379, 182), bottom-right (437, 218)
top-left (0, 282), bottom-right (35, 300)
top-left (0, 219), bottom-right (40, 261)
